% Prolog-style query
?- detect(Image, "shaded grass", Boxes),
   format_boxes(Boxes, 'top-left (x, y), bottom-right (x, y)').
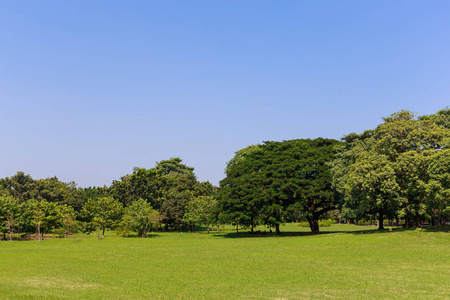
top-left (0, 224), bottom-right (449, 299)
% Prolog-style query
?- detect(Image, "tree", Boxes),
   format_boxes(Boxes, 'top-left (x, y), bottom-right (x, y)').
top-left (0, 172), bottom-right (35, 202)
top-left (125, 198), bottom-right (161, 237)
top-left (330, 131), bottom-right (374, 222)
top-left (336, 110), bottom-right (450, 228)
top-left (161, 190), bottom-right (194, 230)
top-left (0, 196), bottom-right (22, 241)
top-left (81, 196), bottom-right (123, 238)
top-left (58, 204), bottom-right (78, 238)
top-left (110, 168), bottom-right (165, 208)
top-left (219, 144), bottom-right (262, 233)
top-left (219, 138), bottom-right (341, 234)
top-left (33, 177), bottom-right (86, 212)
top-left (155, 157), bottom-right (208, 230)
top-left (374, 110), bottom-right (449, 227)
top-left (183, 196), bottom-right (217, 233)
top-left (344, 151), bottom-right (400, 230)
top-left (219, 148), bottom-right (270, 233)
top-left (419, 107), bottom-right (450, 129)
top-left (225, 144), bottom-right (261, 174)
top-left (155, 157), bottom-right (195, 178)
top-left (23, 200), bottom-right (63, 240)
top-left (425, 149), bottom-right (450, 225)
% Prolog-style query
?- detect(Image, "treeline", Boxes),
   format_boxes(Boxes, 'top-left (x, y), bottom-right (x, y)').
top-left (219, 108), bottom-right (450, 234)
top-left (1, 108), bottom-right (449, 239)
top-left (0, 158), bottom-right (218, 240)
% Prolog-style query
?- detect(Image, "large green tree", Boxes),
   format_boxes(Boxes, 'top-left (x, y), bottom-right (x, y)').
top-left (344, 151), bottom-right (400, 229)
top-left (220, 138), bottom-right (341, 234)
top-left (335, 109), bottom-right (450, 228)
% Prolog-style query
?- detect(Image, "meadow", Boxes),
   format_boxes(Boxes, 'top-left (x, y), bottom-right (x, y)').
top-left (0, 224), bottom-right (449, 299)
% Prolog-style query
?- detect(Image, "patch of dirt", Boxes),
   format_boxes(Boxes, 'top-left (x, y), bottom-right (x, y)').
top-left (19, 277), bottom-right (99, 290)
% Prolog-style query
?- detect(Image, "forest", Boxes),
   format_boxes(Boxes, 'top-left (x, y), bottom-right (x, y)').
top-left (1, 108), bottom-right (449, 240)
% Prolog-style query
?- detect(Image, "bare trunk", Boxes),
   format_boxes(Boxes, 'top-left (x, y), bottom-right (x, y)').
top-left (414, 212), bottom-right (422, 228)
top-left (36, 223), bottom-right (41, 242)
top-left (404, 205), bottom-right (412, 228)
top-left (306, 216), bottom-right (319, 234)
top-left (378, 209), bottom-right (384, 230)
top-left (275, 224), bottom-right (280, 234)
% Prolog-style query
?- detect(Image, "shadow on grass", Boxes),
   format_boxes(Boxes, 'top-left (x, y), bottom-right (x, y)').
top-left (211, 226), bottom-right (449, 238)
top-left (118, 233), bottom-right (161, 239)
top-left (419, 225), bottom-right (450, 233)
top-left (212, 230), bottom-right (379, 239)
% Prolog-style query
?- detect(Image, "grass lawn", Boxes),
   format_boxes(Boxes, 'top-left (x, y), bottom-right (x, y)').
top-left (0, 224), bottom-right (449, 299)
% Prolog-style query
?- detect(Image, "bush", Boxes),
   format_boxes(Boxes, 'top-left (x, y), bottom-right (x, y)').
top-left (296, 219), bottom-right (335, 227)
top-left (319, 219), bottom-right (334, 227)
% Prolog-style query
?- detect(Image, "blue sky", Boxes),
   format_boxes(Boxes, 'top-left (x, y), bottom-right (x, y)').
top-left (1, 1), bottom-right (449, 187)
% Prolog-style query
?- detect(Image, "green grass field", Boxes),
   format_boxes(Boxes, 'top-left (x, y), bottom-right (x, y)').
top-left (1, 224), bottom-right (449, 299)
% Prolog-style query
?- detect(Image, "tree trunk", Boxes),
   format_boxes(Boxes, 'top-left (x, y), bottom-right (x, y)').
top-left (36, 223), bottom-right (41, 242)
top-left (378, 210), bottom-right (384, 230)
top-left (3, 232), bottom-right (6, 240)
top-left (404, 205), bottom-right (412, 228)
top-left (414, 212), bottom-right (421, 228)
top-left (190, 224), bottom-right (194, 233)
top-left (236, 224), bottom-right (239, 233)
top-left (102, 227), bottom-right (106, 237)
top-left (275, 224), bottom-right (280, 235)
top-left (306, 216), bottom-right (319, 234)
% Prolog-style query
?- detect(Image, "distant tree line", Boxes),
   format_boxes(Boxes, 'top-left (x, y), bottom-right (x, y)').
top-left (0, 158), bottom-right (218, 240)
top-left (1, 108), bottom-right (449, 239)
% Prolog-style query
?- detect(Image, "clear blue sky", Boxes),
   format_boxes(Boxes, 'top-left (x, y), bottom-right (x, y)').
top-left (1, 1), bottom-right (449, 187)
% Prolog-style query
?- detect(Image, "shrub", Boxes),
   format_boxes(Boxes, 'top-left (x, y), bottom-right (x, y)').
top-left (296, 219), bottom-right (335, 227)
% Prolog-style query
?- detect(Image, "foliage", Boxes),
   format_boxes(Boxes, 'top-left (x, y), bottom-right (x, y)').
top-left (80, 196), bottom-right (123, 237)
top-left (334, 109), bottom-right (450, 228)
top-left (0, 196), bottom-right (23, 240)
top-left (183, 196), bottom-right (218, 232)
top-left (0, 172), bottom-right (85, 211)
top-left (219, 138), bottom-right (341, 234)
top-left (296, 219), bottom-right (335, 227)
top-left (124, 198), bottom-right (162, 237)
top-left (109, 168), bottom-right (165, 208)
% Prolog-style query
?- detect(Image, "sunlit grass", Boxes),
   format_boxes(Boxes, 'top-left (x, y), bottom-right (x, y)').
top-left (0, 224), bottom-right (449, 299)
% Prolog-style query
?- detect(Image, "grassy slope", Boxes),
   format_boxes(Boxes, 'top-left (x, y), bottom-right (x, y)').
top-left (0, 224), bottom-right (449, 299)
